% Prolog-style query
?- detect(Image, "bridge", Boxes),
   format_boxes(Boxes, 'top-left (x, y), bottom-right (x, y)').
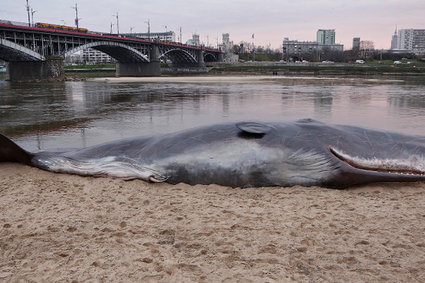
top-left (0, 22), bottom-right (223, 81)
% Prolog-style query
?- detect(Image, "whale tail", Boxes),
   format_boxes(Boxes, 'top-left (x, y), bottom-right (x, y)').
top-left (0, 133), bottom-right (33, 165)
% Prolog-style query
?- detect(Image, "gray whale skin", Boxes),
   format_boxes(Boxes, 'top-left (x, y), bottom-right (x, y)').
top-left (1, 119), bottom-right (425, 188)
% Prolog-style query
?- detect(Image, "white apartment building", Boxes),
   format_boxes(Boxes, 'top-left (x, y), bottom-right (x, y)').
top-left (282, 36), bottom-right (343, 59)
top-left (282, 38), bottom-right (320, 55)
top-left (397, 29), bottom-right (425, 54)
top-left (82, 48), bottom-right (114, 64)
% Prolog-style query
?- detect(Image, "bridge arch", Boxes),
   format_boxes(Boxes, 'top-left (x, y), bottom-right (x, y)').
top-left (65, 41), bottom-right (150, 63)
top-left (204, 52), bottom-right (217, 62)
top-left (0, 38), bottom-right (45, 61)
top-left (160, 49), bottom-right (198, 65)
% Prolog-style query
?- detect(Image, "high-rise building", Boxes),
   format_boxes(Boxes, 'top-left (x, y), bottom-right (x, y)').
top-left (352, 37), bottom-right (361, 50)
top-left (222, 33), bottom-right (230, 46)
top-left (397, 29), bottom-right (425, 54)
top-left (390, 27), bottom-right (398, 50)
top-left (317, 29), bottom-right (336, 45)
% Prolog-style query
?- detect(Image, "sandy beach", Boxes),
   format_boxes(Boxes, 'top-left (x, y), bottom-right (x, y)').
top-left (1, 163), bottom-right (424, 282)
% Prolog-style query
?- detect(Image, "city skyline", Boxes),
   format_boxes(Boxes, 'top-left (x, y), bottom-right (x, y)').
top-left (1, 0), bottom-right (424, 50)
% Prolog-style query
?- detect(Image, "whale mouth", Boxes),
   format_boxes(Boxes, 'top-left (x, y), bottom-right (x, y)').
top-left (329, 147), bottom-right (425, 176)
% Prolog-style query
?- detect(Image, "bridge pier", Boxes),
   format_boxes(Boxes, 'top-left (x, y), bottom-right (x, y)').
top-left (8, 56), bottom-right (64, 81)
top-left (116, 43), bottom-right (160, 77)
top-left (197, 48), bottom-right (205, 68)
top-left (116, 62), bottom-right (160, 77)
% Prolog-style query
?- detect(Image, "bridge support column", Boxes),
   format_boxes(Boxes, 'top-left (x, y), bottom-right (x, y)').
top-left (116, 44), bottom-right (160, 77)
top-left (116, 62), bottom-right (160, 77)
top-left (197, 48), bottom-right (205, 67)
top-left (8, 56), bottom-right (64, 82)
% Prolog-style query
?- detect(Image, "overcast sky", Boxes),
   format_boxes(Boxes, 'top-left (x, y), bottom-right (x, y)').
top-left (1, 0), bottom-right (424, 50)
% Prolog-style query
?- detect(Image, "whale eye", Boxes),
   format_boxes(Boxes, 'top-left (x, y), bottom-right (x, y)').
top-left (236, 122), bottom-right (272, 135)
top-left (296, 118), bottom-right (316, 123)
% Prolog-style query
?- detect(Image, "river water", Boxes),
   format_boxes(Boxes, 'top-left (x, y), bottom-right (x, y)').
top-left (1, 75), bottom-right (425, 151)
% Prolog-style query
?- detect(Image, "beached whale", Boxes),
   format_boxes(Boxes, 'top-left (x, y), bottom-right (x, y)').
top-left (1, 119), bottom-right (425, 188)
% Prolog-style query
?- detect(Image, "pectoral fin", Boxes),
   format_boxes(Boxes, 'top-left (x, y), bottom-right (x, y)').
top-left (0, 133), bottom-right (33, 165)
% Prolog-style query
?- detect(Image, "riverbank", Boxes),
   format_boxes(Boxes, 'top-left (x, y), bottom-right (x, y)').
top-left (1, 63), bottom-right (423, 82)
top-left (1, 163), bottom-right (424, 282)
top-left (61, 62), bottom-right (425, 80)
top-left (209, 63), bottom-right (425, 77)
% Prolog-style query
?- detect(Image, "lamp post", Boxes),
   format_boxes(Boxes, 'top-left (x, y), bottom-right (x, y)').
top-left (114, 12), bottom-right (119, 35)
top-left (72, 3), bottom-right (80, 29)
top-left (251, 33), bottom-right (255, 61)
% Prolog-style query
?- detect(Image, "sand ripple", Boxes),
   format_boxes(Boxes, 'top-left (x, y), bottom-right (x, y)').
top-left (1, 163), bottom-right (425, 282)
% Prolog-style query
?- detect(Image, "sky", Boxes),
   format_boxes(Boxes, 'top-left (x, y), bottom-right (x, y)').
top-left (1, 0), bottom-right (424, 50)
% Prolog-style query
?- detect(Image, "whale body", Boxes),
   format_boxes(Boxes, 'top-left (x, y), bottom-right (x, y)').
top-left (1, 119), bottom-right (425, 188)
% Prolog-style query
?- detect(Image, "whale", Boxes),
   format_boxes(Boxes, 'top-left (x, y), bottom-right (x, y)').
top-left (1, 119), bottom-right (425, 188)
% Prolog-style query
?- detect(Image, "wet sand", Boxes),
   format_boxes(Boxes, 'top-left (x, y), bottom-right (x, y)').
top-left (1, 163), bottom-right (425, 282)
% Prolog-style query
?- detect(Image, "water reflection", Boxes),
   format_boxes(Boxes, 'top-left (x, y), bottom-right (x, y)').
top-left (1, 77), bottom-right (425, 151)
top-left (313, 89), bottom-right (333, 115)
top-left (388, 86), bottom-right (425, 109)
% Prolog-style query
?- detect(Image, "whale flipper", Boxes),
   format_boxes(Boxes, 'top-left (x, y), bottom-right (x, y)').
top-left (0, 133), bottom-right (33, 165)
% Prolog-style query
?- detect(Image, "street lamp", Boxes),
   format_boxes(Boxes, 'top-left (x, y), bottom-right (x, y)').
top-left (26, 0), bottom-right (31, 27)
top-left (145, 19), bottom-right (150, 40)
top-left (72, 3), bottom-right (80, 29)
top-left (30, 8), bottom-right (36, 26)
top-left (113, 12), bottom-right (119, 35)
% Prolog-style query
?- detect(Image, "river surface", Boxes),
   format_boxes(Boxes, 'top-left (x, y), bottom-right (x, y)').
top-left (1, 75), bottom-right (425, 152)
